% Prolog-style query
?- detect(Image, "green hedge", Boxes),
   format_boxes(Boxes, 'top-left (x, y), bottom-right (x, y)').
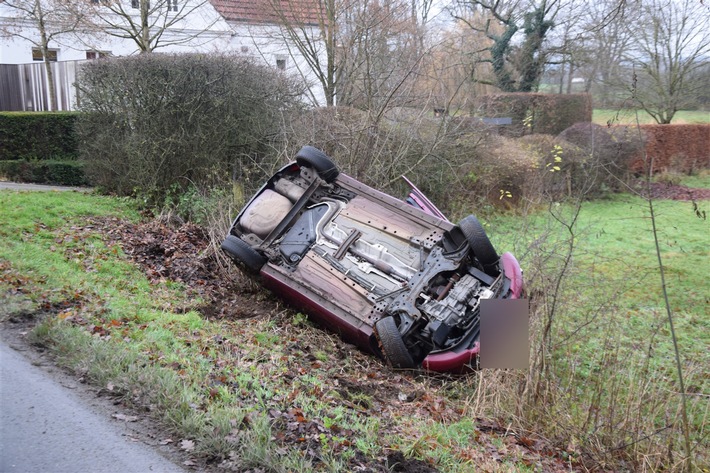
top-left (0, 160), bottom-right (87, 186)
top-left (0, 112), bottom-right (79, 161)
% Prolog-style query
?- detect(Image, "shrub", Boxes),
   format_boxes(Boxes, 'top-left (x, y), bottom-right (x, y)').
top-left (75, 53), bottom-right (306, 204)
top-left (557, 122), bottom-right (644, 191)
top-left (284, 106), bottom-right (491, 215)
top-left (450, 131), bottom-right (618, 209)
top-left (516, 134), bottom-right (590, 199)
top-left (0, 160), bottom-right (87, 186)
top-left (0, 112), bottom-right (79, 161)
top-left (459, 134), bottom-right (540, 209)
top-left (474, 93), bottom-right (592, 136)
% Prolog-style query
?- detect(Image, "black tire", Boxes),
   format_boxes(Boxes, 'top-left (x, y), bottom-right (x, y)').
top-left (295, 146), bottom-right (339, 183)
top-left (459, 215), bottom-right (499, 271)
top-left (375, 316), bottom-right (416, 369)
top-left (221, 235), bottom-right (266, 273)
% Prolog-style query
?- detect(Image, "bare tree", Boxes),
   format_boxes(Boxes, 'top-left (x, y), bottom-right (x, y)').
top-left (1, 0), bottom-right (90, 110)
top-left (84, 0), bottom-right (223, 53)
top-left (262, 0), bottom-right (432, 109)
top-left (414, 19), bottom-right (496, 111)
top-left (624, 0), bottom-right (710, 123)
top-left (451, 0), bottom-right (563, 92)
top-left (257, 0), bottom-right (337, 106)
top-left (576, 0), bottom-right (638, 104)
top-left (337, 0), bottom-right (426, 110)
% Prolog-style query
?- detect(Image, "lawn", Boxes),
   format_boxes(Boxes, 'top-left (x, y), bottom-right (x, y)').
top-left (593, 108), bottom-right (710, 125)
top-left (484, 190), bottom-right (709, 465)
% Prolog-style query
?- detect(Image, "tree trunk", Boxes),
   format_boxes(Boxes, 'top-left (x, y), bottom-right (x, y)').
top-left (324, 0), bottom-right (336, 106)
top-left (43, 56), bottom-right (57, 111)
top-left (35, 0), bottom-right (57, 111)
top-left (140, 0), bottom-right (151, 52)
top-left (558, 60), bottom-right (565, 94)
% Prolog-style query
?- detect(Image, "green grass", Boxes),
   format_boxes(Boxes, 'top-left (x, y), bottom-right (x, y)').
top-left (484, 192), bottom-right (709, 467)
top-left (593, 108), bottom-right (710, 125)
top-left (487, 193), bottom-right (709, 363)
top-left (675, 169), bottom-right (710, 188)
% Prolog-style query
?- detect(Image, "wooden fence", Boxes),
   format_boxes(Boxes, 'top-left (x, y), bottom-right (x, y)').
top-left (0, 61), bottom-right (83, 112)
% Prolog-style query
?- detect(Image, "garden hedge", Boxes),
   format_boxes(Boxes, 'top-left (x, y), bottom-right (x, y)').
top-left (75, 53), bottom-right (305, 204)
top-left (0, 160), bottom-right (87, 186)
top-left (0, 112), bottom-right (79, 161)
top-left (626, 124), bottom-right (710, 174)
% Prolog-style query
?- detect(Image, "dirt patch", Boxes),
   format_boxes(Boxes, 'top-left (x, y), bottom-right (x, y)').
top-left (386, 451), bottom-right (438, 472)
top-left (636, 181), bottom-right (710, 201)
top-left (86, 217), bottom-right (271, 320)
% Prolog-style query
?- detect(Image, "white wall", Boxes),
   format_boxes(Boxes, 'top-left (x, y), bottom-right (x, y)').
top-left (233, 22), bottom-right (327, 107)
top-left (0, 0), bottom-right (234, 63)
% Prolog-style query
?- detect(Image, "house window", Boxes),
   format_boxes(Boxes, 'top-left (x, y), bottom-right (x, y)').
top-left (32, 48), bottom-right (57, 62)
top-left (276, 58), bottom-right (286, 70)
top-left (167, 0), bottom-right (177, 11)
top-left (86, 51), bottom-right (109, 60)
top-left (131, 0), bottom-right (150, 8)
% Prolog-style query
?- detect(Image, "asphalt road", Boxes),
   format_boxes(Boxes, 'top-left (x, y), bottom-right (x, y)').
top-left (0, 182), bottom-right (92, 192)
top-left (0, 341), bottom-right (186, 473)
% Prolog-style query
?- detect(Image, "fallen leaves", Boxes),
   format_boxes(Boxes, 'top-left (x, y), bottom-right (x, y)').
top-left (640, 180), bottom-right (710, 201)
top-left (179, 439), bottom-right (195, 452)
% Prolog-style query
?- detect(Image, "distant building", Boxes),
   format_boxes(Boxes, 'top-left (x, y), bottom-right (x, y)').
top-left (0, 0), bottom-right (326, 110)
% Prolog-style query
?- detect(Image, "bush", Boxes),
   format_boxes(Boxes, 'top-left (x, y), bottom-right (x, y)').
top-left (557, 122), bottom-right (644, 191)
top-left (75, 53), bottom-right (306, 204)
top-left (0, 160), bottom-right (87, 186)
top-left (0, 112), bottom-right (79, 161)
top-left (450, 131), bottom-right (622, 208)
top-left (516, 134), bottom-right (591, 199)
top-left (284, 106), bottom-right (490, 215)
top-left (458, 134), bottom-right (540, 209)
top-left (474, 93), bottom-right (592, 136)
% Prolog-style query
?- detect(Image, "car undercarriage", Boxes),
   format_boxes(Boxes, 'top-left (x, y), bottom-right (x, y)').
top-left (222, 146), bottom-right (523, 371)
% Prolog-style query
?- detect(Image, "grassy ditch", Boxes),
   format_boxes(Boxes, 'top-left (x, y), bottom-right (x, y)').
top-left (1, 188), bottom-right (707, 471)
top-left (0, 190), bottom-right (552, 472)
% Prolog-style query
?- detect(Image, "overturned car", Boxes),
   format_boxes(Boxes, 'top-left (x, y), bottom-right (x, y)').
top-left (221, 146), bottom-right (523, 372)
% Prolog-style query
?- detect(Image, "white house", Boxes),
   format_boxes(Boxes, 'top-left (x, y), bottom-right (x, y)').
top-left (0, 0), bottom-right (326, 110)
top-left (211, 0), bottom-right (327, 106)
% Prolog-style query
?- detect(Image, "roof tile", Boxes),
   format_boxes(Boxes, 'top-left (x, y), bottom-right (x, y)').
top-left (210, 0), bottom-right (322, 26)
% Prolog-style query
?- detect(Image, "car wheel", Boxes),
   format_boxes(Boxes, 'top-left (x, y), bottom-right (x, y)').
top-left (295, 146), bottom-right (339, 183)
top-left (221, 235), bottom-right (266, 273)
top-left (459, 215), bottom-right (499, 271)
top-left (375, 316), bottom-right (416, 369)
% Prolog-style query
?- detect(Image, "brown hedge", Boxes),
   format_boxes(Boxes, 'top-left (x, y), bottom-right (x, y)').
top-left (474, 93), bottom-right (592, 136)
top-left (626, 124), bottom-right (710, 174)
